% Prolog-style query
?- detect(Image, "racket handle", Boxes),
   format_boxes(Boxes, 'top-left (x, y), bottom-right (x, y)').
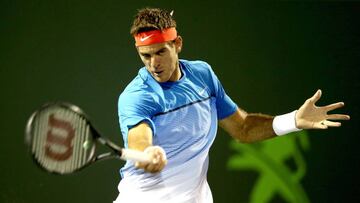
top-left (120, 148), bottom-right (151, 163)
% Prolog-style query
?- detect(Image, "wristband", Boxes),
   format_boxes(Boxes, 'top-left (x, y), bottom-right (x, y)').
top-left (272, 110), bottom-right (302, 136)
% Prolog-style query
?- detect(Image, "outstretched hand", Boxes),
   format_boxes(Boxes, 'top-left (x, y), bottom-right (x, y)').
top-left (295, 89), bottom-right (350, 129)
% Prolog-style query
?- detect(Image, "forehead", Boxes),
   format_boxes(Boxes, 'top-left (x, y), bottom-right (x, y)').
top-left (137, 42), bottom-right (171, 54)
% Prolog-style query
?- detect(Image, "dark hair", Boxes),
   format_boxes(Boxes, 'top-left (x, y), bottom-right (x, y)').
top-left (130, 8), bottom-right (176, 36)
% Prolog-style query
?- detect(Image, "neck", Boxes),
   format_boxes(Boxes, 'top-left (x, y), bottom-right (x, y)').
top-left (169, 61), bottom-right (182, 82)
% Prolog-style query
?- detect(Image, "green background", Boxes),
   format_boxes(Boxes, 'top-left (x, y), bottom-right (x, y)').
top-left (1, 1), bottom-right (359, 202)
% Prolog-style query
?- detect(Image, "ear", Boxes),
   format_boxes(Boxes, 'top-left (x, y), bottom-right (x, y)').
top-left (174, 36), bottom-right (183, 53)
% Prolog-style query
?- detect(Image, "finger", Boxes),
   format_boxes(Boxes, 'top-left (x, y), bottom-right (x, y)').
top-left (154, 150), bottom-right (163, 163)
top-left (308, 89), bottom-right (322, 104)
top-left (150, 160), bottom-right (166, 173)
top-left (157, 157), bottom-right (167, 171)
top-left (326, 114), bottom-right (350, 120)
top-left (324, 102), bottom-right (345, 112)
top-left (144, 163), bottom-right (157, 173)
top-left (323, 120), bottom-right (342, 127)
top-left (150, 154), bottom-right (159, 164)
top-left (161, 154), bottom-right (168, 165)
top-left (151, 153), bottom-right (166, 172)
top-left (152, 163), bottom-right (163, 173)
top-left (135, 161), bottom-right (148, 169)
top-left (153, 153), bottom-right (167, 172)
top-left (144, 157), bottom-right (162, 173)
top-left (153, 146), bottom-right (167, 164)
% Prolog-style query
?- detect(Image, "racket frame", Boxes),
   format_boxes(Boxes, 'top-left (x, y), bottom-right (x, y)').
top-left (25, 102), bottom-right (124, 174)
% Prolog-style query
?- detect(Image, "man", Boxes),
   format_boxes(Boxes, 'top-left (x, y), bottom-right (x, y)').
top-left (114, 8), bottom-right (350, 203)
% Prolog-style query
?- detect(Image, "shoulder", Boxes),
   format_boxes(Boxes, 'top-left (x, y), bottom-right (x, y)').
top-left (180, 59), bottom-right (212, 72)
top-left (180, 59), bottom-right (214, 79)
top-left (120, 79), bottom-right (153, 104)
top-left (118, 72), bottom-right (159, 112)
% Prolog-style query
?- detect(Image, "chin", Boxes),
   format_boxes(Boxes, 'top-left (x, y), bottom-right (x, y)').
top-left (154, 77), bottom-right (166, 83)
top-left (159, 79), bottom-right (170, 83)
top-left (154, 75), bottom-right (170, 83)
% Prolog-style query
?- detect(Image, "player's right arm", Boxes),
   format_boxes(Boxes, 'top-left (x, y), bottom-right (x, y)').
top-left (128, 122), bottom-right (167, 173)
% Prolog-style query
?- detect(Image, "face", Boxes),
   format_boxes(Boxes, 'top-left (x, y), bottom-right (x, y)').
top-left (137, 36), bottom-right (182, 83)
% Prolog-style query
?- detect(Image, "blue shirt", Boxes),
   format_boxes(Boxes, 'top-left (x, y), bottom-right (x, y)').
top-left (117, 59), bottom-right (237, 202)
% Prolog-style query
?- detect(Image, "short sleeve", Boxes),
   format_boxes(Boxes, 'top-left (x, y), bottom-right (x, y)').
top-left (118, 91), bottom-right (158, 147)
top-left (207, 64), bottom-right (238, 119)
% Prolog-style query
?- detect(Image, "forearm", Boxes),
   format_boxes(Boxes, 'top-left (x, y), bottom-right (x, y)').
top-left (127, 122), bottom-right (167, 173)
top-left (128, 122), bottom-right (153, 151)
top-left (237, 113), bottom-right (276, 143)
top-left (219, 109), bottom-right (277, 143)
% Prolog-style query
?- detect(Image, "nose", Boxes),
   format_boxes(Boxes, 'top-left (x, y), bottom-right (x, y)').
top-left (150, 55), bottom-right (160, 70)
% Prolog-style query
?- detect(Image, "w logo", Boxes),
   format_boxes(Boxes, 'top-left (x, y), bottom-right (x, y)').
top-left (45, 114), bottom-right (75, 161)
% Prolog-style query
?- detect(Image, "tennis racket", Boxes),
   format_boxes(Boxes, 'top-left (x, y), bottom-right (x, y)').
top-left (25, 102), bottom-right (151, 175)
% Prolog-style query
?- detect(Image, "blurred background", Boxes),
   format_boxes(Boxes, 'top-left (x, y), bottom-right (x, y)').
top-left (1, 0), bottom-right (359, 202)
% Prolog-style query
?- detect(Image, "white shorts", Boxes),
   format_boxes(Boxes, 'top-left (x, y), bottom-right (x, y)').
top-left (113, 178), bottom-right (213, 203)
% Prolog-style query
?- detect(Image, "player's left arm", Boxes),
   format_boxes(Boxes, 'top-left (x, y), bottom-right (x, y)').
top-left (219, 108), bottom-right (276, 143)
top-left (219, 89), bottom-right (350, 143)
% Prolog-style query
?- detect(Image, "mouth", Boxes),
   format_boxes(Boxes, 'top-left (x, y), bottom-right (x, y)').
top-left (154, 71), bottom-right (164, 76)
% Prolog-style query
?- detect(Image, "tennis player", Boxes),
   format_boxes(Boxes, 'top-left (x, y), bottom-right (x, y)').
top-left (114, 8), bottom-right (350, 203)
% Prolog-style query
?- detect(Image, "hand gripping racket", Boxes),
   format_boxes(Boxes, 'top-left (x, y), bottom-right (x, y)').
top-left (25, 102), bottom-right (151, 174)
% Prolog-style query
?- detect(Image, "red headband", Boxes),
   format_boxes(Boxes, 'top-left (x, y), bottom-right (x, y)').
top-left (134, 27), bottom-right (177, 46)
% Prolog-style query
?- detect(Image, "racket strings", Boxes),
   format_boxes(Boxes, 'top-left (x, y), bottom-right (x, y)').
top-left (31, 106), bottom-right (92, 174)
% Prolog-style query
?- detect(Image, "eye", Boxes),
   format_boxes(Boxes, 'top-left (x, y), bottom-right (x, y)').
top-left (156, 49), bottom-right (166, 55)
top-left (142, 54), bottom-right (151, 59)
